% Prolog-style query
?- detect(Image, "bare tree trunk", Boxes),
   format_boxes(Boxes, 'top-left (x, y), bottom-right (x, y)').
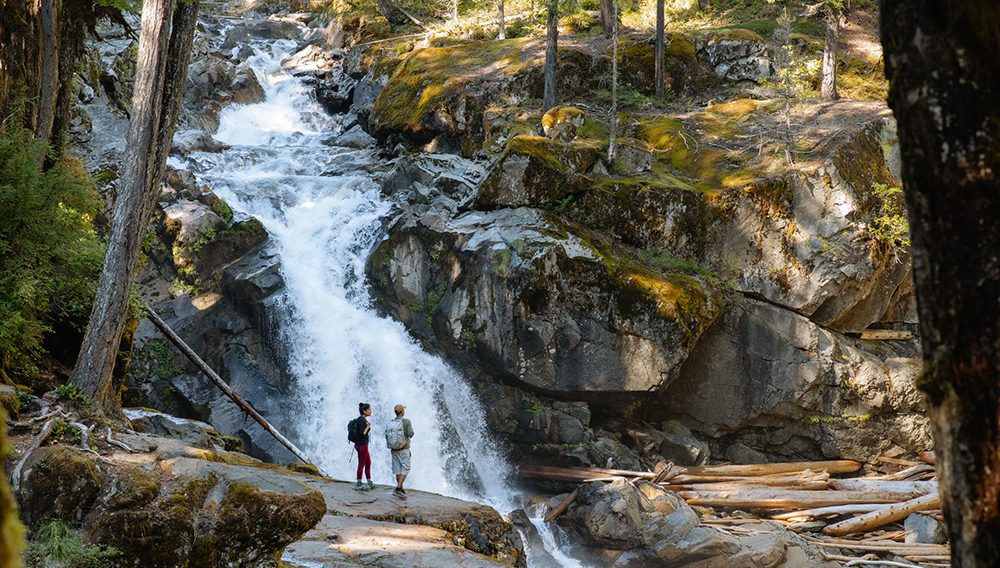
top-left (821, 8), bottom-right (839, 100)
top-left (374, 0), bottom-right (407, 27)
top-left (452, 0), bottom-right (458, 22)
top-left (599, 0), bottom-right (613, 37)
top-left (543, 0), bottom-right (557, 111)
top-left (71, 0), bottom-right (199, 416)
top-left (497, 0), bottom-right (506, 39)
top-left (654, 0), bottom-right (665, 99)
top-left (35, 0), bottom-right (59, 141)
top-left (607, 0), bottom-right (618, 161)
top-left (881, 1), bottom-right (1000, 566)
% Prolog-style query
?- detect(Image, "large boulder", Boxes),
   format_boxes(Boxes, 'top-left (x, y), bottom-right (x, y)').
top-left (557, 479), bottom-right (838, 567)
top-left (476, 136), bottom-right (601, 208)
top-left (693, 29), bottom-right (773, 83)
top-left (654, 298), bottom-right (931, 462)
top-left (367, 207), bottom-right (724, 399)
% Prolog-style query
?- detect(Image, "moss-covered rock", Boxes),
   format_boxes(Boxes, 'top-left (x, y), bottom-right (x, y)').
top-left (476, 135), bottom-right (601, 208)
top-left (541, 106), bottom-right (586, 141)
top-left (369, 38), bottom-right (600, 154)
top-left (613, 32), bottom-right (705, 95)
top-left (19, 446), bottom-right (104, 529)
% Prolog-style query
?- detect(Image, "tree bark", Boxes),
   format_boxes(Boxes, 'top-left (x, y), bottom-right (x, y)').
top-left (374, 0), bottom-right (407, 28)
top-left (543, 0), bottom-right (557, 111)
top-left (880, 1), bottom-right (1000, 566)
top-left (821, 8), bottom-right (839, 100)
top-left (599, 0), bottom-right (613, 37)
top-left (35, 0), bottom-right (59, 141)
top-left (71, 0), bottom-right (199, 416)
top-left (607, 0), bottom-right (618, 161)
top-left (654, 0), bottom-right (665, 99)
top-left (497, 0), bottom-right (506, 39)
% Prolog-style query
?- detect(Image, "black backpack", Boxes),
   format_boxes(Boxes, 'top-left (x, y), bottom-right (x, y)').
top-left (347, 417), bottom-right (364, 443)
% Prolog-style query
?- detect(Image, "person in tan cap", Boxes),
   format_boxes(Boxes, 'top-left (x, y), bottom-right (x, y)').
top-left (384, 403), bottom-right (414, 499)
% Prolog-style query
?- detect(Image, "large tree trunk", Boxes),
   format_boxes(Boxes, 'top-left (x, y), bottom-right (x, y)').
top-left (821, 8), bottom-right (839, 101)
top-left (654, 0), bottom-right (665, 99)
top-left (35, 0), bottom-right (59, 141)
top-left (0, 0), bottom-right (43, 127)
top-left (599, 0), bottom-right (613, 37)
top-left (497, 0), bottom-right (506, 39)
top-left (71, 0), bottom-right (199, 415)
top-left (880, 1), bottom-right (1000, 566)
top-left (543, 0), bottom-right (557, 111)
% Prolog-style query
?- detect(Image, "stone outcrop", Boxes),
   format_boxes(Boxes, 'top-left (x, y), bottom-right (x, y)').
top-left (693, 29), bottom-right (773, 83)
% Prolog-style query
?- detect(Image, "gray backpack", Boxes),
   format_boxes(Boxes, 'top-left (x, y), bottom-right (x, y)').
top-left (384, 418), bottom-right (406, 450)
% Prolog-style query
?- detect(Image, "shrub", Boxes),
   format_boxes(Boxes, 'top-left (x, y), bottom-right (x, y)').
top-left (25, 520), bottom-right (121, 568)
top-left (0, 115), bottom-right (104, 383)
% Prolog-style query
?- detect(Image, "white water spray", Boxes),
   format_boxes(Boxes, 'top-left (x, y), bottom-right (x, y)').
top-left (181, 29), bottom-right (588, 567)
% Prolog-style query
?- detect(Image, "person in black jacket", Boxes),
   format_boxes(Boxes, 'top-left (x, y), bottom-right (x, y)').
top-left (349, 403), bottom-right (374, 490)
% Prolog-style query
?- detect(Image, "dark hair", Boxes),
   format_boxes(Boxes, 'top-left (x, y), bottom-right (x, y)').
top-left (359, 402), bottom-right (370, 415)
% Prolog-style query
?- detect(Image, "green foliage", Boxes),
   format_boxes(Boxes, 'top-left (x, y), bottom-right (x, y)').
top-left (0, 117), bottom-right (104, 384)
top-left (54, 383), bottom-right (89, 406)
top-left (869, 183), bottom-right (910, 252)
top-left (596, 84), bottom-right (675, 109)
top-left (141, 340), bottom-right (183, 379)
top-left (94, 0), bottom-right (140, 12)
top-left (189, 228), bottom-right (217, 253)
top-left (49, 419), bottom-right (83, 446)
top-left (25, 520), bottom-right (122, 568)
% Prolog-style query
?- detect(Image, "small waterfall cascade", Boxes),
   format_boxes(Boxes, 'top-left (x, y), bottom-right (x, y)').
top-left (178, 28), bottom-right (587, 567)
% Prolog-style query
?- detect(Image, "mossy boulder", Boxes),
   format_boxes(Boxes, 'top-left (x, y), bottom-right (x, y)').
top-left (614, 32), bottom-right (706, 95)
top-left (476, 135), bottom-right (601, 208)
top-left (193, 481), bottom-right (326, 566)
top-left (366, 208), bottom-right (724, 399)
top-left (19, 446), bottom-right (104, 529)
top-left (541, 106), bottom-right (586, 141)
top-left (369, 39), bottom-right (600, 154)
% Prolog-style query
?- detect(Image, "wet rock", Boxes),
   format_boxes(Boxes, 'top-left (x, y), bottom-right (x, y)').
top-left (243, 19), bottom-right (303, 41)
top-left (282, 44), bottom-right (337, 74)
top-left (309, 67), bottom-right (356, 114)
top-left (184, 58), bottom-right (266, 131)
top-left (329, 124), bottom-right (376, 148)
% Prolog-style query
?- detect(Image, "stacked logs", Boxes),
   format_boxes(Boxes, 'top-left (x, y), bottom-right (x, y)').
top-left (521, 455), bottom-right (947, 567)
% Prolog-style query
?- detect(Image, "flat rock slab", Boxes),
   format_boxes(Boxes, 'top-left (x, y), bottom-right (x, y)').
top-left (283, 515), bottom-right (509, 568)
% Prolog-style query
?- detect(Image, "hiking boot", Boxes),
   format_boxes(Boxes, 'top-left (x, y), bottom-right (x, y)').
top-left (392, 488), bottom-right (406, 499)
top-left (367, 480), bottom-right (376, 491)
top-left (355, 480), bottom-right (364, 490)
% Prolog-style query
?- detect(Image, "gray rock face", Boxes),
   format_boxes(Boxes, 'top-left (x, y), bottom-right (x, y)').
top-left (367, 207), bottom-right (722, 397)
top-left (694, 29), bottom-right (773, 83)
top-left (184, 57), bottom-right (266, 132)
top-left (558, 480), bottom-right (838, 567)
top-left (656, 298), bottom-right (930, 462)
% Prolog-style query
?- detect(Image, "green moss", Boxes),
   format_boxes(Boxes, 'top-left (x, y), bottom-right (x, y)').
top-left (21, 447), bottom-right (103, 529)
top-left (702, 27), bottom-right (765, 43)
top-left (665, 33), bottom-right (697, 62)
top-left (372, 39), bottom-right (532, 136)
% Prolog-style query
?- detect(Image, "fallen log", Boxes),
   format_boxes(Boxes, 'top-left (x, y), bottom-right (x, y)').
top-left (517, 460), bottom-right (860, 483)
top-left (822, 492), bottom-right (939, 536)
top-left (146, 306), bottom-right (326, 476)
top-left (828, 479), bottom-right (936, 493)
top-left (678, 488), bottom-right (931, 509)
top-left (804, 535), bottom-right (949, 555)
top-left (772, 503), bottom-right (891, 521)
top-left (544, 490), bottom-right (578, 522)
top-left (881, 464), bottom-right (936, 481)
top-left (665, 480), bottom-right (830, 492)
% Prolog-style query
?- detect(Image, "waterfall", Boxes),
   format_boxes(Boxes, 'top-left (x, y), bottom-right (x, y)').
top-left (177, 26), bottom-right (587, 567)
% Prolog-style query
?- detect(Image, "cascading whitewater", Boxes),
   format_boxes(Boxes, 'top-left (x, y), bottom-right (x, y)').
top-left (179, 27), bottom-right (588, 568)
top-left (182, 39), bottom-right (510, 502)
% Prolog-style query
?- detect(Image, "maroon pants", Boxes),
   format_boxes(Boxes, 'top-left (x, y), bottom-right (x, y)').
top-left (355, 444), bottom-right (371, 480)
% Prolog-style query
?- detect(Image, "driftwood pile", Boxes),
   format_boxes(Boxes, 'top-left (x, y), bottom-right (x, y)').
top-left (521, 455), bottom-right (948, 567)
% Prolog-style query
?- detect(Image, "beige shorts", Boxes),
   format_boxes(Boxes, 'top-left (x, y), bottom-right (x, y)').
top-left (391, 449), bottom-right (411, 475)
